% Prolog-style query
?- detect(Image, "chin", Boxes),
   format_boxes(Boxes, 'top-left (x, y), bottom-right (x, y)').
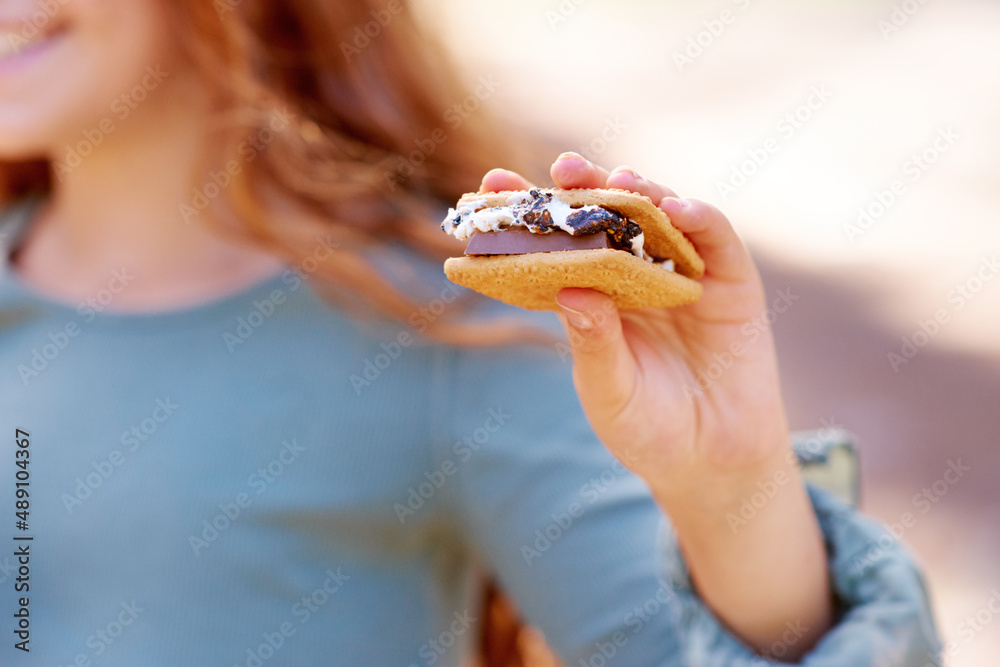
top-left (0, 6), bottom-right (169, 161)
top-left (0, 110), bottom-right (67, 162)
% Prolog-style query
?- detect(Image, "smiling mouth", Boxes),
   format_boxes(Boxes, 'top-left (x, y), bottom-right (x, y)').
top-left (0, 21), bottom-right (68, 63)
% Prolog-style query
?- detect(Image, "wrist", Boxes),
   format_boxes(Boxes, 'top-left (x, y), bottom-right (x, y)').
top-left (653, 453), bottom-right (833, 659)
top-left (649, 443), bottom-right (801, 521)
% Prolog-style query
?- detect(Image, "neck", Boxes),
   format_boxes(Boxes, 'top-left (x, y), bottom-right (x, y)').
top-left (12, 69), bottom-right (285, 310)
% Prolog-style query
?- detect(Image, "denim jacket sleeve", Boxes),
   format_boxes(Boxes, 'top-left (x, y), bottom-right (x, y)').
top-left (657, 485), bottom-right (942, 665)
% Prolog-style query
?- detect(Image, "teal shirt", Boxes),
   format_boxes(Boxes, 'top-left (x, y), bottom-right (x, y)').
top-left (0, 201), bottom-right (938, 665)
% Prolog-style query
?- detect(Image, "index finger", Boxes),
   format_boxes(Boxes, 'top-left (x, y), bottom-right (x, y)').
top-left (606, 166), bottom-right (678, 204)
top-left (479, 168), bottom-right (536, 193)
top-left (550, 152), bottom-right (611, 189)
top-left (660, 197), bottom-right (757, 285)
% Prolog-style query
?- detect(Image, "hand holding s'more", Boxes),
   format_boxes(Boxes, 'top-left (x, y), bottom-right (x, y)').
top-left (440, 152), bottom-right (834, 652)
top-left (442, 186), bottom-right (705, 310)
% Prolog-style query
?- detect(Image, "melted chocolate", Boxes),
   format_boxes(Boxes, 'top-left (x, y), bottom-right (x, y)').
top-left (516, 190), bottom-right (640, 247)
top-left (519, 192), bottom-right (558, 232)
top-left (566, 208), bottom-right (642, 249)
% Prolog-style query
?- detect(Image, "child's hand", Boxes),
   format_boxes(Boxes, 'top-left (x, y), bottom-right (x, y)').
top-left (480, 153), bottom-right (833, 659)
top-left (481, 153), bottom-right (784, 495)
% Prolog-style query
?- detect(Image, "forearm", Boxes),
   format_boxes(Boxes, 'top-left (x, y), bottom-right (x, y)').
top-left (517, 155), bottom-right (840, 659)
top-left (651, 447), bottom-right (834, 660)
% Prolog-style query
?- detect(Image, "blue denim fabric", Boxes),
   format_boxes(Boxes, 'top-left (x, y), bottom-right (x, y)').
top-left (658, 486), bottom-right (941, 665)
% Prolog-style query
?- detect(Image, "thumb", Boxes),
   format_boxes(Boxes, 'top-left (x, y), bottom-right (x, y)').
top-left (555, 288), bottom-right (638, 416)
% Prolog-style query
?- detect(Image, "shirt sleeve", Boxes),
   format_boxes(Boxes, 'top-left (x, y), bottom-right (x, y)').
top-left (436, 339), bottom-right (941, 666)
top-left (656, 485), bottom-right (942, 665)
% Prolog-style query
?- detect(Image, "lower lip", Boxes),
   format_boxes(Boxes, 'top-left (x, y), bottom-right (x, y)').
top-left (0, 30), bottom-right (68, 76)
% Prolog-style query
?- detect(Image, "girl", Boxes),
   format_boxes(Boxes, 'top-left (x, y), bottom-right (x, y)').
top-left (0, 0), bottom-right (938, 664)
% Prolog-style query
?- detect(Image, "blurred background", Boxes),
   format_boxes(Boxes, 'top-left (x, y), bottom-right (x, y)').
top-left (420, 0), bottom-right (1000, 664)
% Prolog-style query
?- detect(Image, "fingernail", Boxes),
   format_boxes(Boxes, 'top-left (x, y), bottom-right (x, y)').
top-left (615, 166), bottom-right (641, 181)
top-left (557, 302), bottom-right (595, 331)
top-left (660, 197), bottom-right (683, 214)
top-left (558, 151), bottom-right (587, 165)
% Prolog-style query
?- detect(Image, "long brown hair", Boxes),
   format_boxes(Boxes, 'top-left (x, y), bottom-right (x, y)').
top-left (0, 0), bottom-right (554, 663)
top-left (1, 0), bottom-right (545, 342)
